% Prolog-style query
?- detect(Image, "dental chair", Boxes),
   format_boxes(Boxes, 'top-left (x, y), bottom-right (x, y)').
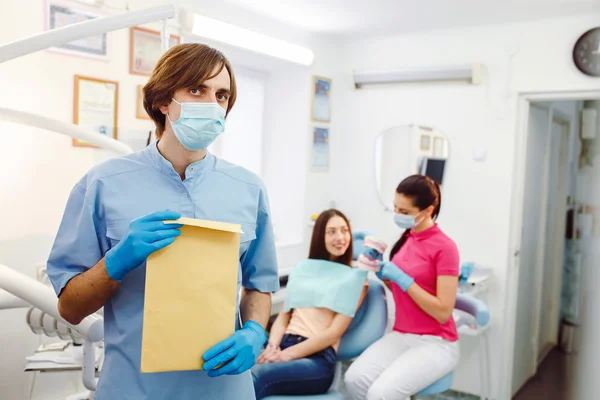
top-left (410, 292), bottom-right (490, 399)
top-left (263, 278), bottom-right (388, 400)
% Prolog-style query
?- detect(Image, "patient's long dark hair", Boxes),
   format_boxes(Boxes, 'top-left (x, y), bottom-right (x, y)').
top-left (389, 175), bottom-right (441, 260)
top-left (309, 209), bottom-right (353, 266)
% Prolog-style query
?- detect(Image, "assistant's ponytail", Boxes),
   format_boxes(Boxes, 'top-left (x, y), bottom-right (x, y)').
top-left (389, 229), bottom-right (410, 260)
top-left (431, 179), bottom-right (441, 220)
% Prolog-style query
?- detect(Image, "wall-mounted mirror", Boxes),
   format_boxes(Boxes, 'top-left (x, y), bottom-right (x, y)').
top-left (374, 125), bottom-right (449, 211)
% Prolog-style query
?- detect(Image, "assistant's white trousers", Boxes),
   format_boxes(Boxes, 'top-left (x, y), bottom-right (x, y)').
top-left (344, 331), bottom-right (460, 400)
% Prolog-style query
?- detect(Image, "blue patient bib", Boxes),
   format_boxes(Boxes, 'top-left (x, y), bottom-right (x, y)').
top-left (284, 259), bottom-right (368, 317)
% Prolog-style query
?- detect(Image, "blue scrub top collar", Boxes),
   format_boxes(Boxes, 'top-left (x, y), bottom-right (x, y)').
top-left (144, 140), bottom-right (214, 180)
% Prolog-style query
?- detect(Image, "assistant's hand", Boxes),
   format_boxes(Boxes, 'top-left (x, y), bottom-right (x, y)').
top-left (376, 261), bottom-right (415, 292)
top-left (104, 210), bottom-right (183, 281)
top-left (202, 320), bottom-right (267, 376)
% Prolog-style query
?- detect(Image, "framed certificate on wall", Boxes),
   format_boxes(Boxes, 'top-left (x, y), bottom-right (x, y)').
top-left (312, 76), bottom-right (332, 122)
top-left (130, 27), bottom-right (180, 76)
top-left (45, 0), bottom-right (109, 60)
top-left (73, 75), bottom-right (119, 147)
top-left (311, 126), bottom-right (329, 170)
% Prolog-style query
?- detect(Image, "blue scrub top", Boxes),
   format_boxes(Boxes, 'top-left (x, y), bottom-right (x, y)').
top-left (47, 142), bottom-right (280, 400)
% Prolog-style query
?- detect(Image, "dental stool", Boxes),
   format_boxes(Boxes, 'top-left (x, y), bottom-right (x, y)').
top-left (410, 372), bottom-right (454, 399)
top-left (263, 279), bottom-right (388, 400)
top-left (410, 293), bottom-right (490, 400)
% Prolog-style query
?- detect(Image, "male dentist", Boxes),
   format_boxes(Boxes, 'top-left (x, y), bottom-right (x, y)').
top-left (47, 43), bottom-right (279, 399)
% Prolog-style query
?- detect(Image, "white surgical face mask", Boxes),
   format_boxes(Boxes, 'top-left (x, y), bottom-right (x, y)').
top-left (167, 99), bottom-right (226, 150)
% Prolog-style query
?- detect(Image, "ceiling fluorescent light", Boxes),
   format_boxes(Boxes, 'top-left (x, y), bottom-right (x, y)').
top-left (353, 64), bottom-right (482, 88)
top-left (74, 0), bottom-right (104, 6)
top-left (191, 14), bottom-right (314, 66)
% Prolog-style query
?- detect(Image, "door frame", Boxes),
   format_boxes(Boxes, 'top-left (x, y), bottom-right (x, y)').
top-left (548, 117), bottom-right (570, 350)
top-left (527, 104), bottom-right (572, 367)
top-left (503, 90), bottom-right (600, 399)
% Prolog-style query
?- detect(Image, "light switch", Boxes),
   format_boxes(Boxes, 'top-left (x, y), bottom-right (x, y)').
top-left (473, 149), bottom-right (487, 162)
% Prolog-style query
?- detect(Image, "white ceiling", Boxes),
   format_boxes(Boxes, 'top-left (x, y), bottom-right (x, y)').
top-left (222, 0), bottom-right (599, 37)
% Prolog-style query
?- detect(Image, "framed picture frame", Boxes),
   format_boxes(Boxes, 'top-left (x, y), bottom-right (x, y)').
top-left (130, 27), bottom-right (180, 76)
top-left (73, 75), bottom-right (119, 147)
top-left (433, 137), bottom-right (444, 157)
top-left (311, 126), bottom-right (330, 171)
top-left (136, 85), bottom-right (151, 120)
top-left (312, 76), bottom-right (332, 123)
top-left (420, 134), bottom-right (431, 151)
top-left (45, 0), bottom-right (109, 60)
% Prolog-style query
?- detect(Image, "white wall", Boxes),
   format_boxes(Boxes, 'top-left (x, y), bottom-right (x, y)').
top-left (327, 13), bottom-right (600, 400)
top-left (211, 67), bottom-right (267, 177)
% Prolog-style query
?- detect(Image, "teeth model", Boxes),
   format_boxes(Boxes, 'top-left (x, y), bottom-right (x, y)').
top-left (356, 236), bottom-right (387, 272)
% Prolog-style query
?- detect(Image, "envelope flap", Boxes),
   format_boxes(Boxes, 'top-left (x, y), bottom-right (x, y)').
top-left (165, 218), bottom-right (242, 233)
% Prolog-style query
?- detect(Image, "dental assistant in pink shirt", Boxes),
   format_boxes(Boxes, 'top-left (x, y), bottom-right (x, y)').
top-left (345, 174), bottom-right (460, 400)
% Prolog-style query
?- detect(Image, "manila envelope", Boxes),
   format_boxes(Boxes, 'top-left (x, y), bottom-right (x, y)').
top-left (140, 218), bottom-right (241, 373)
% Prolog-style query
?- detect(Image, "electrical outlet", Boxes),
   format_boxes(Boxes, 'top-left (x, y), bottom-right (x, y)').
top-left (473, 148), bottom-right (487, 162)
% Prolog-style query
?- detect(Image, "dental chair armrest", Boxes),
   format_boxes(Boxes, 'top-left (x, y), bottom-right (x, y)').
top-left (455, 293), bottom-right (489, 327)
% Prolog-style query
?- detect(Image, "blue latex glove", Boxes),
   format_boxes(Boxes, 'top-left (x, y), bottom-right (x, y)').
top-left (364, 247), bottom-right (384, 262)
top-left (104, 210), bottom-right (183, 281)
top-left (202, 320), bottom-right (267, 377)
top-left (376, 261), bottom-right (415, 292)
top-left (459, 262), bottom-right (474, 283)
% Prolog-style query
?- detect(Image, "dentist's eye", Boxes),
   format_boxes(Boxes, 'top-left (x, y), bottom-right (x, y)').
top-left (190, 88), bottom-right (202, 96)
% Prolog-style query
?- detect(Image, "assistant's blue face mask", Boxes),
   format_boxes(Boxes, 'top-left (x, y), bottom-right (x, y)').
top-left (167, 99), bottom-right (226, 151)
top-left (394, 211), bottom-right (424, 230)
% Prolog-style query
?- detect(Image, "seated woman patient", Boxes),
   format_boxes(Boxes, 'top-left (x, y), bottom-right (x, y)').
top-left (251, 209), bottom-right (368, 399)
top-left (345, 174), bottom-right (460, 400)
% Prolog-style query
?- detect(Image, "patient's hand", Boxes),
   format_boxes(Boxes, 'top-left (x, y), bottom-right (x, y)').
top-left (257, 345), bottom-right (282, 364)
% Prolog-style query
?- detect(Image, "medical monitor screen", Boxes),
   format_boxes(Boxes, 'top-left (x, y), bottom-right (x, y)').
top-left (420, 157), bottom-right (446, 185)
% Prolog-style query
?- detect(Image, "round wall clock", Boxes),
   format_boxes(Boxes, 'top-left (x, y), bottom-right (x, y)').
top-left (573, 27), bottom-right (600, 77)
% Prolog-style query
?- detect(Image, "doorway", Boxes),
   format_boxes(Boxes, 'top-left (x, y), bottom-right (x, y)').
top-left (506, 93), bottom-right (600, 400)
top-left (535, 105), bottom-right (571, 365)
top-left (511, 101), bottom-right (573, 395)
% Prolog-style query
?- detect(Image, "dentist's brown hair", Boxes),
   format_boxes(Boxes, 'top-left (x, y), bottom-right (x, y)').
top-left (143, 43), bottom-right (237, 139)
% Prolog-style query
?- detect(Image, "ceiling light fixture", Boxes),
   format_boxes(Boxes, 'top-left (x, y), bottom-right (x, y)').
top-left (189, 13), bottom-right (314, 66)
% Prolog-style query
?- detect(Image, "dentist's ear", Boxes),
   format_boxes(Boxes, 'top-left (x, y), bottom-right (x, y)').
top-left (159, 102), bottom-right (170, 115)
